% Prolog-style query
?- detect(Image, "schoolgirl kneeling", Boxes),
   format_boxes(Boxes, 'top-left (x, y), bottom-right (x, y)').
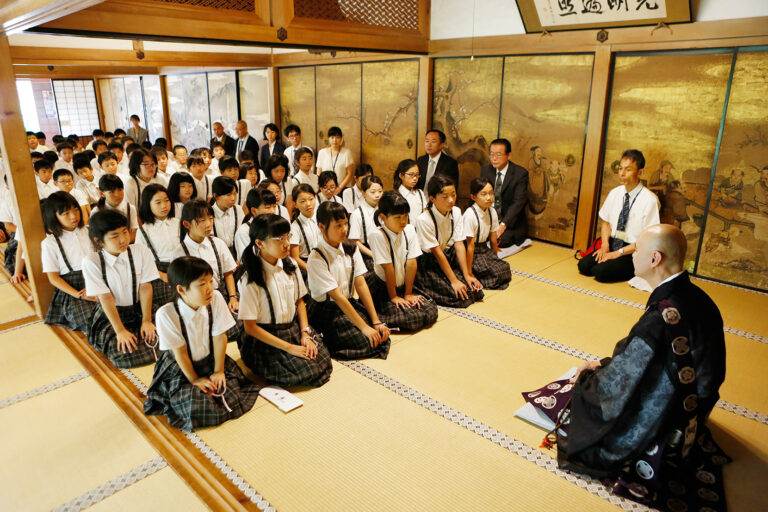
top-left (238, 214), bottom-right (332, 387)
top-left (414, 175), bottom-right (484, 308)
top-left (41, 191), bottom-right (97, 332)
top-left (464, 177), bottom-right (511, 290)
top-left (83, 209), bottom-right (160, 367)
top-left (144, 256), bottom-right (260, 431)
top-left (289, 184), bottom-right (319, 276)
top-left (135, 184), bottom-right (179, 305)
top-left (347, 175), bottom-right (382, 272)
top-left (306, 201), bottom-right (391, 360)
top-left (366, 191), bottom-right (437, 332)
top-left (234, 187), bottom-right (277, 262)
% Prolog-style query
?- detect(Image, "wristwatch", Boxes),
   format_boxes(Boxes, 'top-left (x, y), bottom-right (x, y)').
top-left (618, 247), bottom-right (624, 255)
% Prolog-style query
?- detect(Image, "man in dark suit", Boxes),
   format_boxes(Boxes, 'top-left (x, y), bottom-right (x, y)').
top-left (480, 138), bottom-right (529, 251)
top-left (210, 122), bottom-right (236, 156)
top-left (417, 129), bottom-right (460, 192)
top-left (234, 120), bottom-right (260, 167)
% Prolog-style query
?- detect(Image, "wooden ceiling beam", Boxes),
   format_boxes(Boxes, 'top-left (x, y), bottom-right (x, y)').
top-left (13, 64), bottom-right (159, 77)
top-left (1, 0), bottom-right (104, 34)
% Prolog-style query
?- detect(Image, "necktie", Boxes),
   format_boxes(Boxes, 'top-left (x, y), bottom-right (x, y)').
top-left (426, 159), bottom-right (436, 186)
top-left (611, 192), bottom-right (631, 251)
top-left (237, 138), bottom-right (244, 156)
top-left (494, 170), bottom-right (503, 213)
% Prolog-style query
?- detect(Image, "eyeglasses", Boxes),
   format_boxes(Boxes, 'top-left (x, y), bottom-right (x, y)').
top-left (489, 152), bottom-right (507, 158)
top-left (56, 179), bottom-right (74, 185)
top-left (270, 234), bottom-right (291, 244)
top-left (404, 172), bottom-right (420, 178)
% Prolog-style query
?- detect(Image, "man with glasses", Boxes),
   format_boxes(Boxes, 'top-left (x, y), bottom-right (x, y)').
top-left (417, 129), bottom-right (459, 193)
top-left (480, 138), bottom-right (530, 256)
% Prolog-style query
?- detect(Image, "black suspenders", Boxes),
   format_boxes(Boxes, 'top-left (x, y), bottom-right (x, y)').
top-left (138, 224), bottom-right (161, 267)
top-left (132, 175), bottom-right (142, 211)
top-left (181, 237), bottom-right (223, 284)
top-left (471, 205), bottom-right (494, 243)
top-left (313, 247), bottom-right (355, 297)
top-left (53, 234), bottom-right (75, 274)
top-left (381, 228), bottom-right (409, 276)
top-left (98, 246), bottom-right (137, 304)
top-left (427, 207), bottom-right (454, 249)
top-left (357, 206), bottom-right (369, 246)
top-left (213, 210), bottom-right (238, 248)
top-left (296, 218), bottom-right (311, 256)
top-left (173, 300), bottom-right (213, 361)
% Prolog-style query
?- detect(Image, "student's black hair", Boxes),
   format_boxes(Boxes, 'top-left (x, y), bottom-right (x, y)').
top-left (210, 140), bottom-right (224, 151)
top-left (316, 201), bottom-right (356, 256)
top-left (243, 187), bottom-right (277, 223)
top-left (190, 147), bottom-right (210, 158)
top-left (35, 131), bottom-right (46, 140)
top-left (52, 135), bottom-right (66, 144)
top-left (425, 174), bottom-right (455, 208)
top-left (294, 147), bottom-right (313, 163)
top-left (354, 163), bottom-right (374, 179)
top-left (26, 131), bottom-right (36, 137)
top-left (621, 149), bottom-right (646, 170)
top-left (265, 154), bottom-right (289, 182)
top-left (34, 159), bottom-right (53, 172)
top-left (141, 141), bottom-right (153, 150)
top-left (186, 155), bottom-right (205, 168)
top-left (373, 190), bottom-right (410, 227)
top-left (167, 172), bottom-right (197, 203)
top-left (263, 122), bottom-right (281, 141)
top-left (56, 142), bottom-right (73, 153)
top-left (149, 146), bottom-right (167, 161)
top-left (172, 144), bottom-right (187, 155)
top-left (114, 128), bottom-right (127, 136)
top-left (30, 151), bottom-right (44, 160)
top-left (130, 114), bottom-right (140, 122)
top-left (104, 131), bottom-right (114, 139)
top-left (139, 184), bottom-right (174, 225)
top-left (154, 137), bottom-right (168, 148)
top-left (219, 156), bottom-right (239, 175)
top-left (125, 142), bottom-right (142, 156)
top-left (257, 178), bottom-right (278, 190)
top-left (393, 158), bottom-right (418, 189)
top-left (128, 148), bottom-right (157, 178)
top-left (123, 136), bottom-right (135, 145)
top-left (53, 169), bottom-right (74, 182)
top-left (284, 124), bottom-right (300, 138)
top-left (318, 170), bottom-right (337, 189)
top-left (67, 134), bottom-right (80, 143)
top-left (92, 129), bottom-right (105, 137)
top-left (360, 175), bottom-right (383, 192)
top-left (43, 151), bottom-right (59, 165)
top-left (327, 126), bottom-right (343, 138)
top-left (210, 176), bottom-right (237, 206)
top-left (83, 149), bottom-right (96, 161)
top-left (291, 183), bottom-right (316, 222)
top-left (179, 199), bottom-right (214, 240)
top-left (167, 256), bottom-right (213, 296)
top-left (490, 138), bottom-right (511, 154)
top-left (242, 213), bottom-right (296, 286)
top-left (469, 176), bottom-right (493, 198)
top-left (238, 149), bottom-right (255, 163)
top-left (239, 161), bottom-right (258, 182)
top-left (92, 139), bottom-right (108, 152)
top-left (426, 129), bottom-right (447, 143)
top-left (43, 191), bottom-right (85, 236)
top-left (88, 208), bottom-right (129, 250)
top-left (98, 151), bottom-right (117, 165)
top-left (96, 174), bottom-right (125, 209)
top-left (107, 141), bottom-right (123, 152)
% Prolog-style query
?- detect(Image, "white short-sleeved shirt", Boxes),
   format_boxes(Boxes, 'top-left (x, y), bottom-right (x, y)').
top-left (0, 187), bottom-right (17, 225)
top-left (36, 177), bottom-right (57, 200)
top-left (171, 235), bottom-right (237, 288)
top-left (212, 203), bottom-right (244, 249)
top-left (416, 205), bottom-right (464, 252)
top-left (135, 217), bottom-right (181, 264)
top-left (316, 147), bottom-right (354, 187)
top-left (181, 171), bottom-right (213, 201)
top-left (234, 221), bottom-right (251, 263)
top-left (125, 175), bottom-right (163, 211)
top-left (399, 185), bottom-right (426, 225)
top-left (76, 178), bottom-right (101, 205)
top-left (341, 185), bottom-right (363, 213)
top-left (275, 180), bottom-right (290, 206)
top-left (598, 184), bottom-right (660, 244)
top-left (290, 215), bottom-right (321, 258)
top-left (91, 200), bottom-right (139, 231)
top-left (348, 201), bottom-right (378, 247)
top-left (41, 227), bottom-right (92, 275)
top-left (234, 179), bottom-right (252, 207)
top-left (54, 159), bottom-right (74, 172)
top-left (155, 170), bottom-right (172, 188)
top-left (284, 145), bottom-right (315, 176)
top-left (83, 245), bottom-right (159, 306)
top-left (277, 204), bottom-right (291, 222)
top-left (157, 291), bottom-right (235, 361)
top-left (369, 225), bottom-right (422, 287)
top-left (90, 157), bottom-right (102, 173)
top-left (291, 170), bottom-right (318, 193)
top-left (66, 188), bottom-right (89, 207)
top-left (208, 158), bottom-right (220, 175)
top-left (463, 204), bottom-right (499, 244)
top-left (238, 257), bottom-right (307, 324)
top-left (307, 238), bottom-right (367, 302)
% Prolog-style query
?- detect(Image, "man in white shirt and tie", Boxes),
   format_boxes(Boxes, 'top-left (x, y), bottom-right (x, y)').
top-left (416, 129), bottom-right (460, 193)
top-left (234, 120), bottom-right (260, 167)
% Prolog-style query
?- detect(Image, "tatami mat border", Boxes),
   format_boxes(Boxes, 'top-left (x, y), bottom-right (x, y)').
top-left (120, 368), bottom-right (277, 512)
top-left (506, 268), bottom-right (768, 344)
top-left (339, 360), bottom-right (651, 512)
top-left (443, 307), bottom-right (768, 426)
top-left (51, 457), bottom-right (168, 512)
top-left (0, 318), bottom-right (43, 334)
top-left (0, 370), bottom-right (89, 409)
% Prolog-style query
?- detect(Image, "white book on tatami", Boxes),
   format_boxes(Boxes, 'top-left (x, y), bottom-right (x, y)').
top-left (259, 385), bottom-right (303, 413)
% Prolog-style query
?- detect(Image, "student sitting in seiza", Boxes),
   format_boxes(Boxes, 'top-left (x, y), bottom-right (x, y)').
top-left (234, 187), bottom-right (277, 263)
top-left (35, 159), bottom-right (57, 200)
top-left (264, 154), bottom-right (293, 211)
top-left (258, 179), bottom-right (290, 222)
top-left (305, 201), bottom-right (391, 360)
top-left (41, 191), bottom-right (97, 333)
top-left (218, 156), bottom-right (251, 209)
top-left (463, 177), bottom-right (512, 290)
top-left (171, 199), bottom-right (242, 343)
top-left (52, 169), bottom-right (90, 219)
top-left (365, 191), bottom-right (438, 332)
top-left (341, 164), bottom-right (373, 214)
top-left (394, 159), bottom-right (426, 225)
top-left (210, 176), bottom-right (245, 259)
top-left (83, 209), bottom-right (160, 368)
top-left (317, 171), bottom-right (343, 206)
top-left (91, 174), bottom-right (138, 242)
top-left (414, 175), bottom-right (483, 308)
top-left (74, 155), bottom-right (101, 208)
top-left (238, 213), bottom-right (333, 387)
top-left (135, 184), bottom-right (179, 306)
top-left (289, 183), bottom-right (319, 275)
top-left (125, 148), bottom-right (162, 213)
top-left (144, 256), bottom-right (260, 432)
top-left (348, 175), bottom-right (383, 272)
top-left (167, 171), bottom-right (197, 214)
top-left (185, 155), bottom-right (214, 201)
top-left (290, 147), bottom-right (318, 193)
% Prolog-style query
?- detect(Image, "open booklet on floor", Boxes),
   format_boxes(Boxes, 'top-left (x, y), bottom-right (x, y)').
top-left (513, 367), bottom-right (577, 434)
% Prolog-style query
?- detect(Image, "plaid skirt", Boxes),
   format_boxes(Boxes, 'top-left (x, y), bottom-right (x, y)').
top-left (472, 243), bottom-right (511, 290)
top-left (362, 253), bottom-right (374, 273)
top-left (219, 286), bottom-right (245, 343)
top-left (87, 302), bottom-right (158, 368)
top-left (415, 247), bottom-right (484, 308)
top-left (144, 350), bottom-right (260, 432)
top-left (4, 235), bottom-right (17, 275)
top-left (364, 274), bottom-right (438, 332)
top-left (151, 278), bottom-right (175, 307)
top-left (306, 297), bottom-right (390, 360)
top-left (44, 271), bottom-right (97, 333)
top-left (240, 317), bottom-right (333, 387)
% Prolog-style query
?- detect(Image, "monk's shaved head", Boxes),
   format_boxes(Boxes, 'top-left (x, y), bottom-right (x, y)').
top-left (641, 224), bottom-right (687, 271)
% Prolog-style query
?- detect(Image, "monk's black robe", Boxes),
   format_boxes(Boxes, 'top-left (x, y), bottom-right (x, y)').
top-left (558, 271), bottom-right (730, 512)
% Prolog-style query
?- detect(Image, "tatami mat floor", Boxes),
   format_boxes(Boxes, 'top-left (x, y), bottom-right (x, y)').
top-left (0, 241), bottom-right (766, 511)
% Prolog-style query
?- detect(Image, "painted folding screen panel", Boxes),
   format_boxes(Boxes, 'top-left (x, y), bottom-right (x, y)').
top-left (208, 71), bottom-right (238, 141)
top-left (103, 78), bottom-right (130, 132)
top-left (432, 57), bottom-right (503, 201)
top-left (278, 67), bottom-right (317, 152)
top-left (697, 50), bottom-right (768, 290)
top-left (598, 52), bottom-right (732, 270)
top-left (166, 73), bottom-right (211, 149)
top-left (123, 76), bottom-right (144, 132)
top-left (499, 54), bottom-right (593, 246)
top-left (316, 64), bottom-right (362, 168)
top-left (141, 76), bottom-right (165, 143)
top-left (361, 60), bottom-right (419, 191)
top-left (239, 69), bottom-right (271, 147)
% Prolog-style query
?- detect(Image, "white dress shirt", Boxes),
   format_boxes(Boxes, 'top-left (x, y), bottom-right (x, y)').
top-left (212, 202), bottom-right (244, 249)
top-left (598, 183), bottom-right (660, 244)
top-left (83, 245), bottom-right (159, 306)
top-left (135, 217), bottom-right (181, 264)
top-left (91, 200), bottom-right (139, 231)
top-left (398, 185), bottom-right (426, 225)
top-left (348, 200), bottom-right (378, 246)
top-left (41, 227), bottom-right (92, 275)
top-left (36, 176), bottom-right (58, 200)
top-left (238, 257), bottom-right (307, 324)
top-left (316, 147), bottom-right (354, 187)
top-left (463, 203), bottom-right (499, 244)
top-left (171, 235), bottom-right (236, 288)
top-left (415, 205), bottom-right (464, 252)
top-left (125, 175), bottom-right (163, 211)
top-left (369, 224), bottom-right (421, 287)
top-left (75, 178), bottom-right (101, 205)
top-left (341, 184), bottom-right (363, 213)
top-left (290, 214), bottom-right (321, 259)
top-left (291, 170), bottom-right (318, 193)
top-left (306, 238), bottom-right (367, 302)
top-left (424, 152), bottom-right (442, 185)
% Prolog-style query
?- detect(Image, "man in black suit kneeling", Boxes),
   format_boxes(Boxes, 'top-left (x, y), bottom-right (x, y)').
top-left (417, 129), bottom-right (460, 193)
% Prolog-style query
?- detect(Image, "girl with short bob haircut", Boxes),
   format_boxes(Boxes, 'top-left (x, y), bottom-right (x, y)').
top-left (305, 201), bottom-right (391, 360)
top-left (210, 176), bottom-right (245, 258)
top-left (341, 164), bottom-right (373, 213)
top-left (265, 153), bottom-right (293, 210)
top-left (238, 214), bottom-right (332, 386)
top-left (348, 175), bottom-right (383, 272)
top-left (464, 177), bottom-right (511, 290)
top-left (125, 148), bottom-right (161, 212)
top-left (144, 256), bottom-right (260, 431)
top-left (41, 191), bottom-right (96, 332)
top-left (167, 171), bottom-right (197, 213)
top-left (289, 183), bottom-right (319, 274)
top-left (135, 184), bottom-right (179, 305)
top-left (234, 187), bottom-right (277, 261)
top-left (91, 174), bottom-right (138, 242)
top-left (83, 209), bottom-right (160, 367)
top-left (393, 158), bottom-right (426, 225)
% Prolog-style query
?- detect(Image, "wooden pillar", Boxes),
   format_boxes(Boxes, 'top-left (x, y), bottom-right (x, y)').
top-left (93, 76), bottom-right (107, 130)
top-left (267, 65), bottom-right (280, 128)
top-left (417, 56), bottom-right (433, 158)
top-left (573, 45), bottom-right (613, 250)
top-left (159, 75), bottom-right (172, 144)
top-left (0, 32), bottom-right (53, 317)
